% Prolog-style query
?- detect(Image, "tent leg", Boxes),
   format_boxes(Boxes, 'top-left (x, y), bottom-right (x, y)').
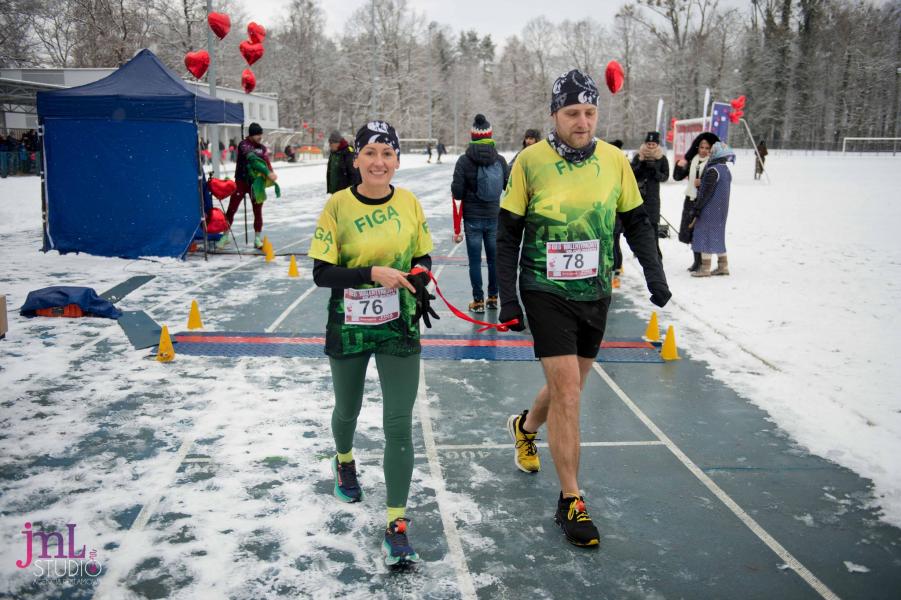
top-left (216, 197), bottom-right (243, 258)
top-left (196, 131), bottom-right (210, 261)
top-left (38, 119), bottom-right (50, 253)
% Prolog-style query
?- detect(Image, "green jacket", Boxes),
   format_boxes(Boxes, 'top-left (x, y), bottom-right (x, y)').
top-left (247, 153), bottom-right (281, 204)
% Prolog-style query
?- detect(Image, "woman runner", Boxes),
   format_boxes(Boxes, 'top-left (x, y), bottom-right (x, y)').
top-left (308, 120), bottom-right (438, 567)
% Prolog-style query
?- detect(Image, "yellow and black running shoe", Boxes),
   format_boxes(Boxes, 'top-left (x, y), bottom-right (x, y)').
top-left (507, 410), bottom-right (540, 473)
top-left (554, 493), bottom-right (600, 547)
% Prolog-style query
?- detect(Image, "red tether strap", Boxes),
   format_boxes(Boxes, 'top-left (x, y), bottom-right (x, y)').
top-left (410, 267), bottom-right (519, 333)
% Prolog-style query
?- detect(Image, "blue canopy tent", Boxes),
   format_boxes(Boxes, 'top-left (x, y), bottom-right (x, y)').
top-left (36, 49), bottom-right (244, 258)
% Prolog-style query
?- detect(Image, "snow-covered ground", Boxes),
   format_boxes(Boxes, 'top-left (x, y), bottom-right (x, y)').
top-left (628, 149), bottom-right (901, 525)
top-left (0, 144), bottom-right (901, 552)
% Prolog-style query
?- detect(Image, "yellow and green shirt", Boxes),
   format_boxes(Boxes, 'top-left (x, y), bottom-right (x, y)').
top-left (308, 186), bottom-right (434, 358)
top-left (500, 139), bottom-right (643, 300)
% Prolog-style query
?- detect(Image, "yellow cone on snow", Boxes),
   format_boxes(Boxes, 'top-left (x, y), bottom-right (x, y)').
top-left (643, 311), bottom-right (660, 342)
top-left (187, 299), bottom-right (203, 330)
top-left (156, 325), bottom-right (175, 362)
top-left (661, 325), bottom-right (680, 361)
top-left (288, 255), bottom-right (299, 278)
top-left (263, 237), bottom-right (275, 262)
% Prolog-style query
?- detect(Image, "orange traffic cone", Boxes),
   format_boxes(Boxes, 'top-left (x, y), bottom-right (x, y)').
top-left (288, 255), bottom-right (299, 277)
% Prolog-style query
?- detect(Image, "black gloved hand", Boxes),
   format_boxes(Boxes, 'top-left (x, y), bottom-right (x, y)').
top-left (498, 302), bottom-right (526, 332)
top-left (406, 270), bottom-right (440, 328)
top-left (649, 283), bottom-right (672, 308)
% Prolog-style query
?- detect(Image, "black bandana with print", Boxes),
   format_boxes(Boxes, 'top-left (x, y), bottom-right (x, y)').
top-left (547, 130), bottom-right (597, 164)
top-left (354, 120), bottom-right (401, 157)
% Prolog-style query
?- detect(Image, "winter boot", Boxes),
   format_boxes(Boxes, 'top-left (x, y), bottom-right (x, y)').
top-left (711, 255), bottom-right (730, 276)
top-left (687, 252), bottom-right (701, 272)
top-left (486, 295), bottom-right (498, 310)
top-left (691, 258), bottom-right (712, 278)
top-left (469, 299), bottom-right (485, 314)
top-left (254, 234), bottom-right (264, 249)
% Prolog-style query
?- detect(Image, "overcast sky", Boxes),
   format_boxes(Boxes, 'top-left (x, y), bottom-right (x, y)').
top-left (242, 0), bottom-right (628, 43)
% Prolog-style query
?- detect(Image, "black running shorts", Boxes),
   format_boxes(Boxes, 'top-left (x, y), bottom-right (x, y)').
top-left (521, 290), bottom-right (612, 359)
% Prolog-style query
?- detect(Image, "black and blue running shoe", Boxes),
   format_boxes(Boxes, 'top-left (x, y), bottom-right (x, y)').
top-left (332, 455), bottom-right (363, 503)
top-left (383, 518), bottom-right (420, 566)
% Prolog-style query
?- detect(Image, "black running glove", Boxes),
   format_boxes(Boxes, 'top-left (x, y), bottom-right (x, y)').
top-left (406, 270), bottom-right (440, 328)
top-left (649, 283), bottom-right (672, 308)
top-left (498, 302), bottom-right (526, 332)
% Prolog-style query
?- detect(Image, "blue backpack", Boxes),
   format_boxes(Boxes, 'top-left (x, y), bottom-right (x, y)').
top-left (475, 161), bottom-right (505, 202)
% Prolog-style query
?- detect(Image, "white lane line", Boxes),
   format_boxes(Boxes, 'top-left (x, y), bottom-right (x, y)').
top-left (93, 435), bottom-right (196, 599)
top-left (435, 441), bottom-right (664, 451)
top-left (592, 363), bottom-right (840, 600)
top-left (416, 365), bottom-right (478, 600)
top-left (412, 240), bottom-right (476, 598)
top-left (266, 282), bottom-right (318, 333)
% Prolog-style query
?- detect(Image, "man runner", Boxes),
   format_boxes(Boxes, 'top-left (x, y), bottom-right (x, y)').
top-left (497, 69), bottom-right (671, 547)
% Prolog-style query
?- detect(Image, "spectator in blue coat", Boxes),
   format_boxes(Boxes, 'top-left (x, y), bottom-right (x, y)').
top-left (690, 142), bottom-right (735, 277)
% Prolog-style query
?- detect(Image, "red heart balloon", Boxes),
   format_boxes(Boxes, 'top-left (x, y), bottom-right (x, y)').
top-left (730, 95), bottom-right (746, 110)
top-left (605, 60), bottom-right (624, 94)
top-left (242, 68), bottom-right (256, 94)
top-left (184, 50), bottom-right (210, 79)
top-left (207, 12), bottom-right (231, 39)
top-left (239, 39), bottom-right (264, 66)
top-left (208, 177), bottom-right (237, 200)
top-left (247, 22), bottom-right (266, 44)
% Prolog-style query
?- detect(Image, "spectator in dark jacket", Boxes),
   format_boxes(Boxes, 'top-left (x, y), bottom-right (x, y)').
top-left (754, 139), bottom-right (768, 180)
top-left (436, 141), bottom-right (446, 163)
top-left (326, 130), bottom-right (359, 194)
top-left (510, 128), bottom-right (541, 170)
top-left (223, 122), bottom-right (277, 249)
top-left (631, 131), bottom-right (669, 257)
top-left (451, 114), bottom-right (509, 313)
top-left (608, 139), bottom-right (626, 285)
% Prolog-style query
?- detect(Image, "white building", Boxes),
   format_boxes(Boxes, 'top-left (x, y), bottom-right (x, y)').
top-left (0, 66), bottom-right (278, 137)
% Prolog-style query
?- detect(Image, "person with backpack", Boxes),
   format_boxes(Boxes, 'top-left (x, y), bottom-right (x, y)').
top-left (451, 114), bottom-right (509, 313)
